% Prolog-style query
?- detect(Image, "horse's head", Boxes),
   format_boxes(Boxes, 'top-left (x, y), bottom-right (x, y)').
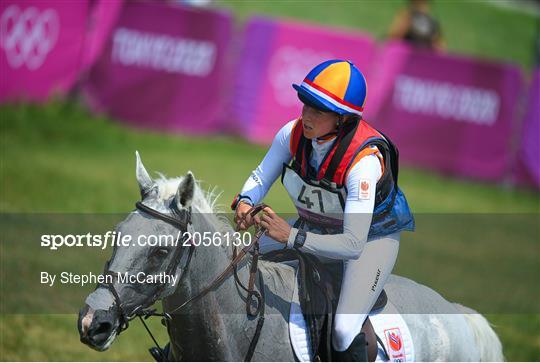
top-left (78, 152), bottom-right (196, 351)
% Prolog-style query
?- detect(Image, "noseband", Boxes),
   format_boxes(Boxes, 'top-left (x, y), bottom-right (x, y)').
top-left (98, 200), bottom-right (268, 361)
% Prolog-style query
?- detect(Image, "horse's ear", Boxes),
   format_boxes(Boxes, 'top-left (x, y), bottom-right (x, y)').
top-left (135, 151), bottom-right (155, 198)
top-left (176, 172), bottom-right (195, 208)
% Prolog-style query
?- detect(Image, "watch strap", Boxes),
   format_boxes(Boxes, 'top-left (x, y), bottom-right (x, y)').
top-left (293, 230), bottom-right (307, 249)
top-left (231, 193), bottom-right (253, 210)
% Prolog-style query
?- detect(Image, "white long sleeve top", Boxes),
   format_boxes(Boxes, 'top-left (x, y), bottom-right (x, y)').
top-left (240, 120), bottom-right (382, 260)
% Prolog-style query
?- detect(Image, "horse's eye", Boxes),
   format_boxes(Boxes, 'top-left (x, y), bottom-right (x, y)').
top-left (152, 248), bottom-right (169, 258)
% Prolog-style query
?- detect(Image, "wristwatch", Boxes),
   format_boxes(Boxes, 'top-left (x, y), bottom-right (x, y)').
top-left (230, 193), bottom-right (253, 210)
top-left (293, 230), bottom-right (307, 249)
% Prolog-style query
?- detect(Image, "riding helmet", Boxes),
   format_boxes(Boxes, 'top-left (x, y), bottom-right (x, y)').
top-left (293, 59), bottom-right (367, 117)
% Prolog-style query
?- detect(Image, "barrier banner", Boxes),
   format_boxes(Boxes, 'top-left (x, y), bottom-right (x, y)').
top-left (367, 42), bottom-right (524, 181)
top-left (80, 0), bottom-right (124, 73)
top-left (514, 69), bottom-right (540, 188)
top-left (0, 0), bottom-right (89, 102)
top-left (83, 2), bottom-right (232, 134)
top-left (230, 16), bottom-right (377, 144)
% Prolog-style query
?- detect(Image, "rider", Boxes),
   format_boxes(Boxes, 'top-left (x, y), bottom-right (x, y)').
top-left (231, 59), bottom-right (414, 360)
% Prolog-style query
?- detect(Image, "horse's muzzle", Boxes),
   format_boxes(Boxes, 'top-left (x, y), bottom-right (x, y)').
top-left (78, 304), bottom-right (119, 351)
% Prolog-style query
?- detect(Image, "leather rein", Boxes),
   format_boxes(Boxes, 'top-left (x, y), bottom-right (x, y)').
top-left (99, 201), bottom-right (269, 361)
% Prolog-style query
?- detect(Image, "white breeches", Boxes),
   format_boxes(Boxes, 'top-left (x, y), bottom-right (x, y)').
top-left (258, 226), bottom-right (400, 352)
top-left (332, 233), bottom-right (399, 351)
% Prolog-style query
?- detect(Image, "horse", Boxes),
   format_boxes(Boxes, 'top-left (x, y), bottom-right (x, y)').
top-left (78, 152), bottom-right (504, 361)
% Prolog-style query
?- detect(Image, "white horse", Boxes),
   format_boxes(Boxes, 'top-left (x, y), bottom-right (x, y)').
top-left (78, 152), bottom-right (504, 361)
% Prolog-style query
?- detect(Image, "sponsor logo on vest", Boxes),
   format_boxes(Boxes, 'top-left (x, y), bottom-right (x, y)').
top-left (111, 27), bottom-right (216, 76)
top-left (359, 179), bottom-right (371, 200)
top-left (0, 5), bottom-right (59, 70)
top-left (393, 75), bottom-right (500, 126)
top-left (371, 268), bottom-right (381, 292)
top-left (384, 327), bottom-right (405, 362)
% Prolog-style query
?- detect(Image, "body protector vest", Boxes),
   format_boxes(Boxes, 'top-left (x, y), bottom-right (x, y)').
top-left (281, 118), bottom-right (415, 238)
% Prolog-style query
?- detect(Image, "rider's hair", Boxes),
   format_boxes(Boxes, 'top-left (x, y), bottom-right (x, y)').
top-left (337, 114), bottom-right (361, 132)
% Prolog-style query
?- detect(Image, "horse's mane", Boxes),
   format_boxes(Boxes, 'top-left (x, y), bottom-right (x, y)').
top-left (154, 173), bottom-right (231, 233)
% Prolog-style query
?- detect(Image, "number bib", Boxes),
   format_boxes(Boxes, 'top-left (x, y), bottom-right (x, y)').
top-left (281, 164), bottom-right (347, 229)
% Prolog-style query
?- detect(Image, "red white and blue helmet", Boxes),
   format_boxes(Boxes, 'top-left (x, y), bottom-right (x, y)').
top-left (293, 59), bottom-right (367, 117)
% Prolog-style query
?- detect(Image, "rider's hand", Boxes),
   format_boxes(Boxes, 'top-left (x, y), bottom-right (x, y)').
top-left (235, 201), bottom-right (255, 231)
top-left (258, 207), bottom-right (291, 244)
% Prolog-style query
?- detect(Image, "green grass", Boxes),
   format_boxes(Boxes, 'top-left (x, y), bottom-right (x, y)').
top-left (0, 314), bottom-right (168, 361)
top-left (1, 102), bottom-right (538, 361)
top-left (216, 0), bottom-right (539, 72)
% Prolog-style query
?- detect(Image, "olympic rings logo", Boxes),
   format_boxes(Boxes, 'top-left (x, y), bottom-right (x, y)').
top-left (0, 5), bottom-right (59, 70)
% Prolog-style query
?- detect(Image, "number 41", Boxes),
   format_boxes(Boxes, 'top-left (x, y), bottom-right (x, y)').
top-left (297, 186), bottom-right (325, 212)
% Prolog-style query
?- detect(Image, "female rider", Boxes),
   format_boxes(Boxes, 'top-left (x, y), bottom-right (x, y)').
top-left (231, 59), bottom-right (414, 360)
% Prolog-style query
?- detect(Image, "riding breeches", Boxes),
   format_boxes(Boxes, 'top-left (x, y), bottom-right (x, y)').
top-left (258, 226), bottom-right (400, 352)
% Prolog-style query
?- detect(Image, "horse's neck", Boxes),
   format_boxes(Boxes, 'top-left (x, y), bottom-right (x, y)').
top-left (165, 210), bottom-right (251, 360)
top-left (186, 211), bottom-right (251, 302)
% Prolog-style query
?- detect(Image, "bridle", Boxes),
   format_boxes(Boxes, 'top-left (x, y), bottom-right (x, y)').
top-left (98, 200), bottom-right (268, 361)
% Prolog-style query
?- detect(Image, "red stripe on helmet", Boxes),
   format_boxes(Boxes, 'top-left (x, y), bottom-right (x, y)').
top-left (304, 78), bottom-right (364, 112)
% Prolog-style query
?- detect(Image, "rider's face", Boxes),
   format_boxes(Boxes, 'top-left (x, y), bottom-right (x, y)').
top-left (301, 105), bottom-right (339, 139)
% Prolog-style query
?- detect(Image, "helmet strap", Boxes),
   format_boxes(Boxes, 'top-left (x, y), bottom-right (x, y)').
top-left (317, 130), bottom-right (339, 140)
top-left (336, 115), bottom-right (345, 134)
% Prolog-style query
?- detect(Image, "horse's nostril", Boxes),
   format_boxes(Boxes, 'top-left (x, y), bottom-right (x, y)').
top-left (88, 321), bottom-right (114, 344)
top-left (94, 322), bottom-right (112, 336)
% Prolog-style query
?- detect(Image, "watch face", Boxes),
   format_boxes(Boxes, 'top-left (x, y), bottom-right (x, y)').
top-left (294, 230), bottom-right (307, 248)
